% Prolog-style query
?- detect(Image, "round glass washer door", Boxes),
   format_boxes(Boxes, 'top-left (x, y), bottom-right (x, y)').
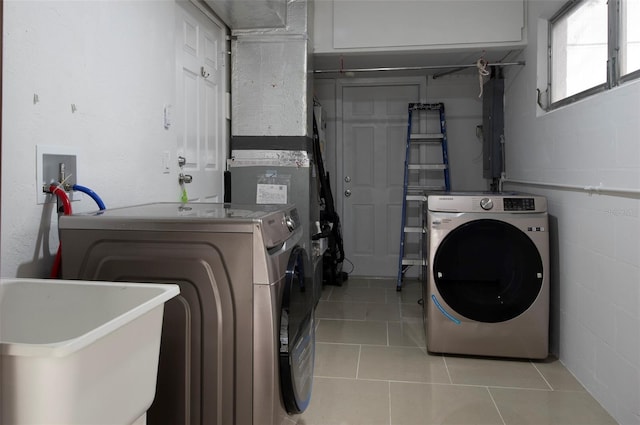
top-left (433, 219), bottom-right (543, 323)
top-left (279, 245), bottom-right (315, 414)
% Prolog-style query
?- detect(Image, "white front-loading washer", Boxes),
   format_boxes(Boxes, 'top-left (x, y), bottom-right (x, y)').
top-left (425, 193), bottom-right (549, 359)
top-left (60, 203), bottom-right (315, 425)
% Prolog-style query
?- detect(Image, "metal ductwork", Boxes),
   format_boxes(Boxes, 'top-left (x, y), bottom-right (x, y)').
top-left (204, 0), bottom-right (287, 29)
top-left (230, 0), bottom-right (313, 137)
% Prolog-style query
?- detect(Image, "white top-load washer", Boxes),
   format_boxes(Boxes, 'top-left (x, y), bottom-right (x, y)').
top-left (60, 202), bottom-right (315, 425)
top-left (425, 192), bottom-right (550, 359)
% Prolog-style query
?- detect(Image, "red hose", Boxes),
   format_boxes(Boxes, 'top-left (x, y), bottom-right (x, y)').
top-left (49, 184), bottom-right (72, 278)
top-left (49, 184), bottom-right (72, 215)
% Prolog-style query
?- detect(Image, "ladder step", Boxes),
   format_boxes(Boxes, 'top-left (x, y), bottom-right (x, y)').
top-left (407, 164), bottom-right (448, 170)
top-left (404, 226), bottom-right (426, 233)
top-left (402, 258), bottom-right (427, 266)
top-left (409, 103), bottom-right (443, 111)
top-left (407, 185), bottom-right (446, 192)
top-left (398, 101), bottom-right (449, 291)
top-left (410, 133), bottom-right (444, 141)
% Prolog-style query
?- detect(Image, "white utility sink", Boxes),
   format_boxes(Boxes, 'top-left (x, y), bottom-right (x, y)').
top-left (0, 278), bottom-right (179, 425)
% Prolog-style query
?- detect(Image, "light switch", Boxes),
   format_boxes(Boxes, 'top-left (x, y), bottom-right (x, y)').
top-left (163, 105), bottom-right (172, 129)
top-left (162, 151), bottom-right (171, 174)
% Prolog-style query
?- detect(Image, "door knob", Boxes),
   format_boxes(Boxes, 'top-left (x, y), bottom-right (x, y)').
top-left (344, 189), bottom-right (352, 197)
top-left (179, 173), bottom-right (193, 184)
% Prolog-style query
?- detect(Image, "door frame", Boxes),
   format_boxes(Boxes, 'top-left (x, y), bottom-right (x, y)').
top-left (334, 76), bottom-right (427, 273)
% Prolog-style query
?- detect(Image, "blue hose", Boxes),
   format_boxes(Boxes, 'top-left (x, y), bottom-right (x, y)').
top-left (72, 184), bottom-right (106, 210)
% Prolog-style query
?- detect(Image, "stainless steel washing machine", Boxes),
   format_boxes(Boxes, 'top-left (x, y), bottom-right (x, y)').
top-left (59, 203), bottom-right (315, 425)
top-left (425, 193), bottom-right (549, 359)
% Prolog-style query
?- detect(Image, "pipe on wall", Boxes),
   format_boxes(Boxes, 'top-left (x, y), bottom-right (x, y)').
top-left (501, 178), bottom-right (640, 197)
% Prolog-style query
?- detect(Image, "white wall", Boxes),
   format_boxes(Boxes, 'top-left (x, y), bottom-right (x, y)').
top-left (504, 2), bottom-right (640, 424)
top-left (2, 1), bottom-right (181, 277)
top-left (314, 73), bottom-right (489, 194)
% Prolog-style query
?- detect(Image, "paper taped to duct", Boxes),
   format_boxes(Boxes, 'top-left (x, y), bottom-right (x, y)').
top-left (257, 184), bottom-right (288, 204)
top-left (256, 172), bottom-right (291, 204)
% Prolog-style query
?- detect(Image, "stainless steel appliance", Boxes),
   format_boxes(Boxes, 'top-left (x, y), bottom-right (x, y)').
top-left (425, 193), bottom-right (550, 359)
top-left (229, 135), bottom-right (323, 302)
top-left (60, 203), bottom-right (315, 425)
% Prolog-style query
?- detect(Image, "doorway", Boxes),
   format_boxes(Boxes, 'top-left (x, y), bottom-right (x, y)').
top-left (175, 1), bottom-right (228, 202)
top-left (335, 77), bottom-right (427, 277)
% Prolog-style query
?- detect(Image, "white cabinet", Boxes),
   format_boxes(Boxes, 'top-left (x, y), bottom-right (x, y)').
top-left (313, 0), bottom-right (526, 54)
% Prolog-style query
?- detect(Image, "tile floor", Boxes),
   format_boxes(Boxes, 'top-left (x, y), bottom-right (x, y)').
top-left (289, 277), bottom-right (618, 425)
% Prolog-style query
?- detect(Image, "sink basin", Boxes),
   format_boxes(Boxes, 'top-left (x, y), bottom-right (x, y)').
top-left (0, 278), bottom-right (179, 425)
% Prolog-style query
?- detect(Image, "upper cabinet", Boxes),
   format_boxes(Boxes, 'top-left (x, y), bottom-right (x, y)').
top-left (313, 0), bottom-right (526, 54)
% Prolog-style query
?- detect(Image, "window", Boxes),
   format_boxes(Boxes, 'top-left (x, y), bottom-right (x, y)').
top-left (549, 0), bottom-right (640, 108)
top-left (620, 0), bottom-right (640, 78)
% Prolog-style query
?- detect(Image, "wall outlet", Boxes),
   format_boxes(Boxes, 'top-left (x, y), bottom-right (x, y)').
top-left (36, 145), bottom-right (77, 204)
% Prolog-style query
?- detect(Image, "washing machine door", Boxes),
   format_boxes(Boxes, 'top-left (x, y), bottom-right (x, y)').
top-left (279, 245), bottom-right (315, 414)
top-left (433, 219), bottom-right (543, 323)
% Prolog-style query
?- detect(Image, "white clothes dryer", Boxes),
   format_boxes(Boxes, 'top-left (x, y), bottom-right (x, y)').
top-left (425, 193), bottom-right (549, 359)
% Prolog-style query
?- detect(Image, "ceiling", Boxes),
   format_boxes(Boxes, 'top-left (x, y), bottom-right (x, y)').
top-left (201, 0), bottom-right (524, 78)
top-left (204, 0), bottom-right (287, 29)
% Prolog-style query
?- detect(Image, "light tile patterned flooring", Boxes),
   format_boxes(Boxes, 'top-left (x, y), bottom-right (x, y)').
top-left (289, 277), bottom-right (618, 425)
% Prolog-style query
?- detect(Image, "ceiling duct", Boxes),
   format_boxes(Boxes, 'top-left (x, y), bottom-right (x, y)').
top-left (204, 0), bottom-right (287, 29)
top-left (231, 0), bottom-right (313, 137)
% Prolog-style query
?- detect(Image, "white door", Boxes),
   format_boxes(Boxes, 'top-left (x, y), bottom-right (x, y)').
top-left (175, 1), bottom-right (228, 202)
top-left (337, 78), bottom-right (426, 277)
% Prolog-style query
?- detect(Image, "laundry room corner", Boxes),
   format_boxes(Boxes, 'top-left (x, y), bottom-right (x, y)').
top-left (502, 1), bottom-right (640, 423)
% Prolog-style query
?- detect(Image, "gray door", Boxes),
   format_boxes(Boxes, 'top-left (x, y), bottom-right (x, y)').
top-left (337, 78), bottom-right (426, 277)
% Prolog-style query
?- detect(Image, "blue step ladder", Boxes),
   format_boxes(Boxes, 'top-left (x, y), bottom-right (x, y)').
top-left (396, 102), bottom-right (451, 291)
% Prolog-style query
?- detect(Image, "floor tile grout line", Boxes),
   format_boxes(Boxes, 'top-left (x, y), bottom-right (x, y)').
top-left (317, 299), bottom-right (421, 306)
top-left (315, 341), bottom-right (363, 347)
top-left (324, 286), bottom-right (333, 301)
top-left (442, 354), bottom-right (454, 384)
top-left (355, 344), bottom-right (362, 379)
top-left (316, 317), bottom-right (391, 323)
top-left (486, 386), bottom-right (508, 425)
top-left (311, 375), bottom-right (561, 391)
top-left (484, 384), bottom-right (557, 392)
top-left (386, 321), bottom-right (390, 346)
top-left (316, 341), bottom-right (425, 348)
top-left (530, 360), bottom-right (555, 390)
top-left (387, 380), bottom-right (392, 425)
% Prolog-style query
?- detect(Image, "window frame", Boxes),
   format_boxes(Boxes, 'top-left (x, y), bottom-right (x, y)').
top-left (547, 0), bottom-right (638, 110)
top-left (618, 0), bottom-right (640, 83)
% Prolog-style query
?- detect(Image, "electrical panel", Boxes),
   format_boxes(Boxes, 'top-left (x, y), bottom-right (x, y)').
top-left (482, 78), bottom-right (505, 180)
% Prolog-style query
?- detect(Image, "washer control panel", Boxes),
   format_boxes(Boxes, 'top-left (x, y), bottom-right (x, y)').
top-left (427, 193), bottom-right (547, 213)
top-left (481, 197), bottom-right (536, 211)
top-left (480, 198), bottom-right (494, 210)
top-left (503, 197), bottom-right (536, 211)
